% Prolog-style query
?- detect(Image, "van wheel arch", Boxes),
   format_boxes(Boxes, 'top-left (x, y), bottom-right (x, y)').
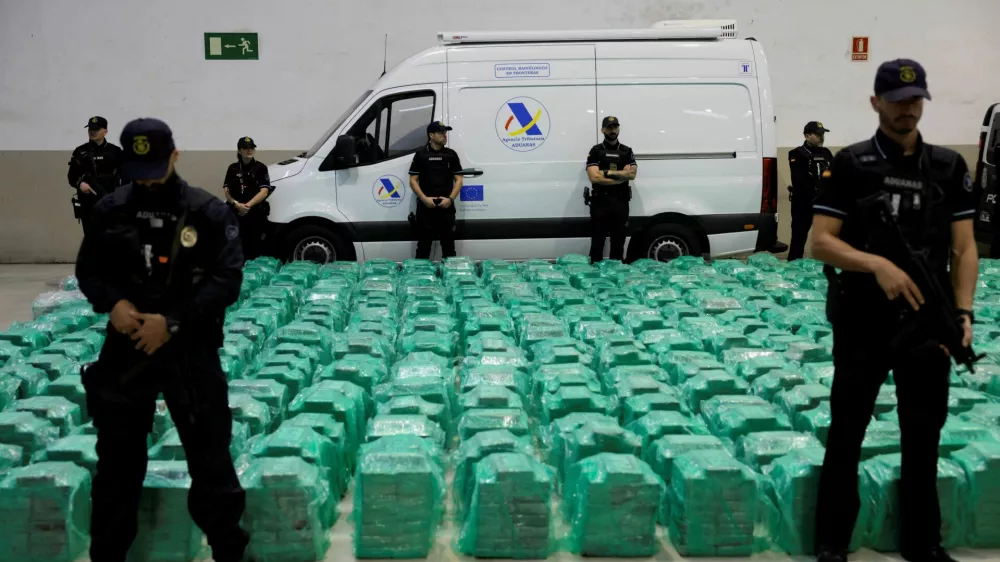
top-left (279, 218), bottom-right (357, 264)
top-left (626, 213), bottom-right (708, 263)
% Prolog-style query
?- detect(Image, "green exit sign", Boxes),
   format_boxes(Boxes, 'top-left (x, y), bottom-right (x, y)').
top-left (204, 33), bottom-right (259, 60)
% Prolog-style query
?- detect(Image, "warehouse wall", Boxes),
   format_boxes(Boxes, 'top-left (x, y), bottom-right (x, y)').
top-left (0, 0), bottom-right (997, 262)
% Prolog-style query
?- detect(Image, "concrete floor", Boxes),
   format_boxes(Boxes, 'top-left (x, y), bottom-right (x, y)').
top-left (0, 264), bottom-right (74, 330)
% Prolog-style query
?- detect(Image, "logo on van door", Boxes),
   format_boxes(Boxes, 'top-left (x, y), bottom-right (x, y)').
top-left (372, 175), bottom-right (405, 208)
top-left (496, 96), bottom-right (549, 152)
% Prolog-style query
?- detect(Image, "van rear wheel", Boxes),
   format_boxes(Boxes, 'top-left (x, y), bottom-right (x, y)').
top-left (284, 224), bottom-right (354, 264)
top-left (642, 223), bottom-right (701, 262)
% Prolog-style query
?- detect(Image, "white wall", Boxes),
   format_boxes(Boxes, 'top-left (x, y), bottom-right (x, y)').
top-left (1, 0), bottom-right (998, 152)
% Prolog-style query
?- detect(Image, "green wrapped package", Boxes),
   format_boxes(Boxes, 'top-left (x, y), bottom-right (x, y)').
top-left (32, 434), bottom-right (97, 474)
top-left (626, 411), bottom-right (710, 451)
top-left (10, 397), bottom-right (80, 437)
top-left (365, 415), bottom-right (447, 454)
top-left (458, 409), bottom-right (531, 441)
top-left (250, 426), bottom-right (344, 499)
top-left (950, 441), bottom-right (1000, 547)
top-left (253, 347), bottom-right (317, 380)
top-left (273, 322), bottom-right (334, 365)
top-left (600, 363), bottom-right (670, 388)
top-left (530, 363), bottom-right (600, 400)
top-left (457, 453), bottom-right (555, 559)
top-left (797, 403), bottom-right (833, 445)
top-left (228, 393), bottom-right (272, 437)
top-left (948, 387), bottom-right (991, 415)
top-left (769, 448), bottom-right (868, 554)
top-left (722, 350), bottom-right (789, 382)
top-left (39, 341), bottom-right (93, 364)
top-left (127, 461), bottom-right (206, 562)
top-left (353, 436), bottom-right (445, 559)
top-left (562, 419), bottom-right (643, 479)
top-left (612, 374), bottom-right (675, 403)
top-left (459, 365), bottom-right (531, 400)
top-left (597, 346), bottom-right (656, 377)
top-left (242, 458), bottom-right (335, 562)
top-left (0, 443), bottom-right (22, 474)
top-left (531, 345), bottom-right (594, 370)
top-left (960, 402), bottom-right (1000, 428)
top-left (645, 330), bottom-right (703, 354)
top-left (737, 431), bottom-right (823, 471)
top-left (727, 317), bottom-right (771, 336)
top-left (249, 364), bottom-right (309, 402)
top-left (459, 385), bottom-right (524, 412)
top-left (23, 354), bottom-right (78, 382)
top-left (783, 341), bottom-right (833, 364)
top-left (228, 308), bottom-right (281, 338)
top-left (668, 450), bottom-right (759, 557)
top-left (374, 375), bottom-right (457, 436)
top-left (465, 331), bottom-right (519, 357)
top-left (269, 342), bottom-right (323, 374)
top-left (453, 430), bottom-right (536, 520)
top-left (937, 417), bottom-right (996, 456)
top-left (564, 453), bottom-right (662, 557)
top-left (774, 384), bottom-right (831, 419)
top-left (332, 333), bottom-right (393, 366)
top-left (540, 386), bottom-right (614, 425)
top-left (704, 401), bottom-right (793, 445)
top-left (152, 400), bottom-right (173, 445)
top-left (751, 370), bottom-right (807, 402)
top-left (0, 462), bottom-right (91, 562)
top-left (861, 454), bottom-right (966, 551)
top-left (622, 393), bottom-right (685, 425)
top-left (681, 371), bottom-right (751, 414)
top-left (288, 385), bottom-right (364, 460)
top-left (0, 326), bottom-right (52, 353)
top-left (317, 355), bottom-right (388, 395)
top-left (645, 435), bottom-right (728, 523)
top-left (226, 320), bottom-right (269, 351)
top-left (229, 379), bottom-right (290, 431)
top-left (0, 341), bottom-right (28, 368)
top-left (376, 396), bottom-right (447, 432)
top-left (149, 423), bottom-right (249, 465)
top-left (860, 421), bottom-right (902, 460)
top-left (0, 376), bottom-right (21, 413)
top-left (397, 330), bottom-right (458, 359)
top-left (391, 351), bottom-right (454, 379)
top-left (659, 351), bottom-right (725, 385)
top-left (538, 413), bottom-right (617, 475)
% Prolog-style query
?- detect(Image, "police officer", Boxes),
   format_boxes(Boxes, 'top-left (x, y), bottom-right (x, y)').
top-left (76, 118), bottom-right (249, 562)
top-left (223, 136), bottom-right (272, 260)
top-left (408, 121), bottom-right (463, 260)
top-left (811, 60), bottom-right (977, 562)
top-left (68, 116), bottom-right (123, 231)
top-left (586, 116), bottom-right (636, 263)
top-left (787, 121), bottom-right (834, 261)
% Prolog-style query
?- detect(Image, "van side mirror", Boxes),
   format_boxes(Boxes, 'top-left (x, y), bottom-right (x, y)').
top-left (320, 135), bottom-right (357, 171)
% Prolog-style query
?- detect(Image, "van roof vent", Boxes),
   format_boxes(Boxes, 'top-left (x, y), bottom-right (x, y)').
top-left (437, 27), bottom-right (725, 45)
top-left (651, 19), bottom-right (739, 39)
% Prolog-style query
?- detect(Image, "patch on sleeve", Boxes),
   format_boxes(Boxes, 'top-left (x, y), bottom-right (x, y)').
top-left (963, 171), bottom-right (973, 192)
top-left (226, 224), bottom-right (240, 240)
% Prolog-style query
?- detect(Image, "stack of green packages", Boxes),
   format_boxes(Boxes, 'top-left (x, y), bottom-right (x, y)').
top-left (737, 431), bottom-right (823, 471)
top-left (249, 426), bottom-right (344, 498)
top-left (0, 411), bottom-right (60, 464)
top-left (32, 435), bottom-right (98, 476)
top-left (564, 453), bottom-right (663, 556)
top-left (645, 434), bottom-right (728, 523)
top-left (950, 441), bottom-right (1000, 547)
top-left (129, 461), bottom-right (205, 562)
top-left (353, 435), bottom-right (445, 559)
top-left (668, 450), bottom-right (761, 556)
top-left (453, 430), bottom-right (535, 519)
top-left (456, 453), bottom-right (555, 558)
top-left (0, 462), bottom-right (91, 562)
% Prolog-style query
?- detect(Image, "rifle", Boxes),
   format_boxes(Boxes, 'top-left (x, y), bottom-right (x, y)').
top-left (858, 191), bottom-right (984, 372)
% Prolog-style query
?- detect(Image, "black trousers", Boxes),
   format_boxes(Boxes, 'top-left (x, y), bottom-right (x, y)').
top-left (815, 311), bottom-right (951, 554)
top-left (237, 211), bottom-right (270, 261)
top-left (788, 194), bottom-right (814, 261)
top-left (82, 332), bottom-right (249, 562)
top-left (589, 197), bottom-right (629, 263)
top-left (414, 204), bottom-right (456, 260)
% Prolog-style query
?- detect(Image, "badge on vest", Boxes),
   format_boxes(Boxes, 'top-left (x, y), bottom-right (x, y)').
top-left (180, 225), bottom-right (198, 248)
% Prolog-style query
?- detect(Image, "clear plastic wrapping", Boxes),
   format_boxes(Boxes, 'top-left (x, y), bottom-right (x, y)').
top-left (452, 429), bottom-right (536, 520)
top-left (250, 425), bottom-right (344, 498)
top-left (645, 434), bottom-right (728, 523)
top-left (539, 386), bottom-right (614, 425)
top-left (10, 397), bottom-right (81, 437)
top-left (950, 441), bottom-right (1000, 547)
top-left (0, 461), bottom-right (91, 562)
top-left (130, 460), bottom-right (206, 562)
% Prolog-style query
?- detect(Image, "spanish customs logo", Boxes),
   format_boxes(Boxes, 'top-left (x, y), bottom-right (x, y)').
top-left (495, 96), bottom-right (549, 152)
top-left (372, 175), bottom-right (405, 208)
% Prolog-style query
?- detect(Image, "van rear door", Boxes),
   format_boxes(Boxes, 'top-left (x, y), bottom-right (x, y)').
top-left (975, 103), bottom-right (1000, 245)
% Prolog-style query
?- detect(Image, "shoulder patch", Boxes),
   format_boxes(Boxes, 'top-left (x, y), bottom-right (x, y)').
top-left (963, 171), bottom-right (973, 192)
top-left (226, 224), bottom-right (240, 240)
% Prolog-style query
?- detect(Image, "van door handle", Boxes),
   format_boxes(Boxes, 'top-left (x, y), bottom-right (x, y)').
top-left (459, 168), bottom-right (484, 177)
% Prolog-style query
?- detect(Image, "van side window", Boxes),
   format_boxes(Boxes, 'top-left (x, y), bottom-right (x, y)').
top-left (344, 91), bottom-right (435, 166)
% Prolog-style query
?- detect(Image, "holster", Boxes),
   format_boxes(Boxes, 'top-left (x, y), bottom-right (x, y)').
top-left (583, 187), bottom-right (592, 207)
top-left (823, 265), bottom-right (842, 324)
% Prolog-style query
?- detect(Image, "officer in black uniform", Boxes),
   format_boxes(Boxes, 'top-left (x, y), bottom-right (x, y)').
top-left (223, 136), bottom-right (272, 260)
top-left (811, 60), bottom-right (977, 562)
top-left (408, 121), bottom-right (463, 260)
top-left (586, 116), bottom-right (637, 263)
top-left (787, 121), bottom-right (835, 261)
top-left (68, 116), bottom-right (123, 231)
top-left (76, 118), bottom-right (249, 562)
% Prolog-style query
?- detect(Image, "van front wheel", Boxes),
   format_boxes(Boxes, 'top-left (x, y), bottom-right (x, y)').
top-left (284, 225), bottom-right (354, 264)
top-left (641, 223), bottom-right (701, 262)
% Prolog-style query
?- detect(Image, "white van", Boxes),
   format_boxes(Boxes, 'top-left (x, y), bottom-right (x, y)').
top-left (974, 102), bottom-right (1000, 249)
top-left (266, 21), bottom-right (778, 263)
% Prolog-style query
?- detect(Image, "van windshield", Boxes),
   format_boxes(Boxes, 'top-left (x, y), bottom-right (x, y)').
top-left (303, 90), bottom-right (373, 159)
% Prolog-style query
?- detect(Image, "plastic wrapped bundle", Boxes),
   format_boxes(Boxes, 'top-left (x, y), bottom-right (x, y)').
top-left (540, 386), bottom-right (613, 425)
top-left (564, 453), bottom-right (662, 557)
top-left (365, 414), bottom-right (447, 454)
top-left (459, 365), bottom-right (531, 400)
top-left (396, 330), bottom-right (456, 360)
top-left (645, 435), bottom-right (728, 523)
top-left (950, 441), bottom-right (1000, 547)
top-left (225, 321), bottom-right (268, 351)
top-left (228, 309), bottom-right (281, 339)
top-left (252, 353), bottom-right (315, 391)
top-left (391, 351), bottom-right (454, 379)
top-left (726, 317), bottom-right (771, 336)
top-left (229, 379), bottom-right (290, 431)
top-left (783, 341), bottom-right (833, 364)
top-left (949, 388), bottom-right (991, 415)
top-left (659, 351), bottom-right (723, 385)
top-left (148, 422), bottom-right (249, 461)
top-left (571, 321), bottom-right (628, 346)
top-left (0, 376), bottom-right (21, 413)
top-left (375, 394), bottom-right (445, 428)
top-left (458, 408), bottom-right (531, 442)
top-left (643, 330), bottom-right (703, 355)
top-left (453, 430), bottom-right (536, 519)
top-left (0, 341), bottom-right (28, 368)
top-left (627, 411), bottom-right (710, 452)
top-left (801, 362), bottom-right (835, 387)
top-left (722, 350), bottom-right (789, 382)
top-left (459, 385), bottom-right (524, 412)
top-left (704, 401), bottom-right (792, 446)
top-left (465, 331), bottom-right (519, 356)
top-left (22, 354), bottom-right (78, 383)
top-left (860, 421), bottom-right (902, 461)
top-left (937, 417), bottom-right (996, 456)
top-left (10, 397), bottom-right (80, 437)
top-left (288, 385), bottom-right (364, 460)
top-left (0, 462), bottom-right (91, 562)
top-left (374, 375), bottom-right (456, 434)
top-left (796, 403), bottom-right (833, 444)
top-left (242, 457), bottom-right (335, 562)
top-left (861, 454), bottom-right (966, 551)
top-left (612, 373), bottom-right (675, 404)
top-left (30, 291), bottom-right (87, 320)
top-left (538, 413), bottom-right (615, 473)
top-left (228, 393), bottom-right (273, 437)
top-left (597, 345), bottom-right (655, 376)
top-left (960, 402), bottom-right (1000, 428)
top-left (332, 333), bottom-right (393, 366)
top-left (273, 322), bottom-right (334, 365)
top-left (774, 384), bottom-right (831, 419)
top-left (531, 344), bottom-right (594, 370)
top-left (457, 453), bottom-right (555, 559)
top-left (316, 355), bottom-right (386, 395)
top-left (128, 461), bottom-right (206, 562)
top-left (681, 371), bottom-right (751, 414)
top-left (296, 306), bottom-right (349, 333)
top-left (562, 419), bottom-right (643, 479)
top-left (0, 326), bottom-right (53, 353)
top-left (621, 393), bottom-right (685, 425)
top-left (353, 436), bottom-right (445, 559)
top-left (737, 431), bottom-right (822, 471)
top-left (249, 425), bottom-right (344, 499)
top-left (667, 450), bottom-right (759, 556)
top-left (750, 370), bottom-right (807, 402)
top-left (0, 443), bottom-right (22, 473)
top-left (39, 341), bottom-right (94, 364)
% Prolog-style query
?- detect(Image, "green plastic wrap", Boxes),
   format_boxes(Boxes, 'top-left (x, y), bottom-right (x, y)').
top-left (263, 341), bottom-right (323, 373)
top-left (225, 321), bottom-right (268, 351)
top-left (365, 414), bottom-right (447, 454)
top-left (242, 457), bottom-right (335, 562)
top-left (737, 431), bottom-right (823, 471)
top-left (796, 403), bottom-right (833, 444)
top-left (658, 350), bottom-right (723, 385)
top-left (452, 430), bottom-right (536, 519)
top-left (538, 413), bottom-right (616, 474)
top-left (376, 395), bottom-right (447, 431)
top-left (0, 341), bottom-right (28, 368)
top-left (644, 330), bottom-right (703, 354)
top-left (860, 421), bottom-right (902, 460)
top-left (0, 461), bottom-right (91, 562)
top-left (667, 450), bottom-right (760, 556)
top-left (960, 402), bottom-right (1000, 428)
top-left (950, 441), bottom-right (1000, 547)
top-left (127, 461), bottom-right (205, 562)
top-left (151, 400), bottom-right (173, 445)
top-left (317, 354), bottom-right (388, 395)
top-left (353, 436), bottom-right (445, 559)
top-left (774, 384), bottom-right (831, 419)
top-left (32, 435), bottom-right (97, 475)
top-left (564, 453), bottom-right (662, 557)
top-left (645, 434), bottom-right (728, 523)
top-left (459, 384), bottom-right (524, 412)
top-left (861, 454), bottom-right (966, 551)
top-left (0, 326), bottom-right (52, 353)
top-left (228, 308), bottom-right (281, 338)
top-left (621, 393), bottom-right (685, 425)
top-left (0, 376), bottom-right (21, 412)
top-left (949, 387), bottom-right (992, 415)
top-left (332, 333), bottom-right (393, 366)
top-left (540, 386), bottom-right (614, 425)
top-left (249, 363), bottom-right (309, 401)
top-left (751, 370), bottom-right (807, 402)
top-left (681, 371), bottom-right (751, 414)
top-left (148, 423), bottom-right (249, 465)
top-left (459, 365), bottom-right (531, 400)
top-left (273, 322), bottom-right (334, 365)
top-left (562, 419), bottom-right (643, 479)
top-left (229, 379), bottom-right (290, 430)
top-left (39, 341), bottom-right (94, 364)
top-left (22, 354), bottom-right (78, 382)
top-left (722, 349), bottom-right (789, 382)
top-left (626, 411), bottom-right (710, 451)
top-left (288, 384), bottom-right (364, 461)
top-left (228, 393), bottom-right (272, 437)
top-left (937, 417), bottom-right (996, 456)
top-left (464, 331), bottom-right (519, 357)
top-left (704, 401), bottom-right (792, 445)
top-left (458, 408), bottom-right (531, 442)
top-left (250, 425), bottom-right (344, 499)
top-left (10, 397), bottom-right (80, 437)
top-left (456, 452), bottom-right (555, 559)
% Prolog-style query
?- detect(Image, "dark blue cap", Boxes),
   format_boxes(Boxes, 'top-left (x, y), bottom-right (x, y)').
top-left (427, 121), bottom-right (453, 134)
top-left (86, 116), bottom-right (108, 129)
top-left (875, 59), bottom-right (931, 102)
top-left (119, 118), bottom-right (176, 181)
top-left (237, 136), bottom-right (257, 149)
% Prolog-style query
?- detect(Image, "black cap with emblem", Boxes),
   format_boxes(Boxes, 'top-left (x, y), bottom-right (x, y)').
top-left (86, 116), bottom-right (108, 130)
top-left (602, 116), bottom-right (621, 128)
top-left (803, 121), bottom-right (830, 135)
top-left (875, 59), bottom-right (931, 102)
top-left (427, 121), bottom-right (453, 134)
top-left (119, 118), bottom-right (177, 181)
top-left (237, 136), bottom-right (257, 149)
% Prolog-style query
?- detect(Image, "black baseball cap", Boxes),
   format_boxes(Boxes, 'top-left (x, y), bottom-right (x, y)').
top-left (237, 136), bottom-right (257, 149)
top-left (86, 116), bottom-right (108, 130)
top-left (602, 116), bottom-right (621, 128)
top-left (875, 59), bottom-right (932, 102)
top-left (427, 121), bottom-right (453, 134)
top-left (804, 121), bottom-right (830, 135)
top-left (120, 118), bottom-right (177, 181)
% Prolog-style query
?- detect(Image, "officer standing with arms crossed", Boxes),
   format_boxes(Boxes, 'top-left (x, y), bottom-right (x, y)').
top-left (787, 121), bottom-right (834, 261)
top-left (811, 60), bottom-right (977, 562)
top-left (586, 116), bottom-right (636, 263)
top-left (223, 136), bottom-right (272, 260)
top-left (408, 121), bottom-right (463, 260)
top-left (76, 118), bottom-right (250, 562)
top-left (68, 116), bottom-right (123, 231)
